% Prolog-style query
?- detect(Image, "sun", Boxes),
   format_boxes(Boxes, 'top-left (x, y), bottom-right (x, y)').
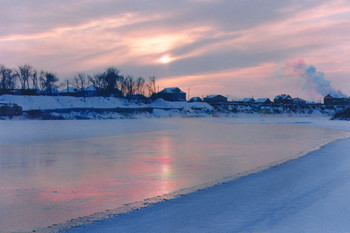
top-left (158, 55), bottom-right (173, 64)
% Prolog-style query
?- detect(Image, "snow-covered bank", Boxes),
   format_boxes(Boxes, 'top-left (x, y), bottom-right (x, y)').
top-left (0, 95), bottom-right (215, 119)
top-left (0, 94), bottom-right (347, 120)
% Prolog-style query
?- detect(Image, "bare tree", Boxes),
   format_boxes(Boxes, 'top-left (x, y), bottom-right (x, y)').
top-left (18, 64), bottom-right (33, 90)
top-left (89, 67), bottom-right (123, 96)
top-left (136, 77), bottom-right (145, 95)
top-left (146, 76), bottom-right (157, 96)
top-left (89, 72), bottom-right (105, 94)
top-left (40, 71), bottom-right (59, 95)
top-left (104, 67), bottom-right (123, 94)
top-left (0, 65), bottom-right (17, 90)
top-left (72, 73), bottom-right (89, 96)
top-left (122, 75), bottom-right (137, 97)
top-left (31, 69), bottom-right (39, 90)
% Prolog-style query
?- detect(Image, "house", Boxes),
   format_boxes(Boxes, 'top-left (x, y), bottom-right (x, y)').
top-left (293, 97), bottom-right (306, 105)
top-left (324, 93), bottom-right (349, 105)
top-left (242, 98), bottom-right (255, 103)
top-left (84, 85), bottom-right (99, 97)
top-left (274, 94), bottom-right (293, 104)
top-left (156, 87), bottom-right (186, 101)
top-left (60, 87), bottom-right (78, 96)
top-left (255, 98), bottom-right (272, 104)
top-left (203, 95), bottom-right (227, 104)
top-left (189, 97), bottom-right (203, 102)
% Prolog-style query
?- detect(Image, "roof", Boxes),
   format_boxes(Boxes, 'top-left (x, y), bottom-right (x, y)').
top-left (84, 85), bottom-right (98, 91)
top-left (242, 98), bottom-right (255, 102)
top-left (255, 98), bottom-right (270, 103)
top-left (325, 93), bottom-right (348, 98)
top-left (274, 94), bottom-right (292, 100)
top-left (60, 87), bottom-right (77, 93)
top-left (160, 87), bottom-right (185, 94)
top-left (205, 94), bottom-right (225, 99)
top-left (189, 97), bottom-right (203, 101)
top-left (293, 97), bottom-right (306, 101)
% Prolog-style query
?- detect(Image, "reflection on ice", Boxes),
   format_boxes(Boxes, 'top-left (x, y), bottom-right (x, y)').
top-left (0, 119), bottom-right (347, 232)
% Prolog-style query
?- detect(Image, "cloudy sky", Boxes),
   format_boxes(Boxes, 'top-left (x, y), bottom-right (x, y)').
top-left (1, 0), bottom-right (350, 100)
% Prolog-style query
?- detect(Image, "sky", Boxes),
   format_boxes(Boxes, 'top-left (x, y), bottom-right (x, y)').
top-left (1, 0), bottom-right (350, 101)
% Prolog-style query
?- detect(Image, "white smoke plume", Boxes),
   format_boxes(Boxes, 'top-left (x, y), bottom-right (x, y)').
top-left (284, 59), bottom-right (346, 98)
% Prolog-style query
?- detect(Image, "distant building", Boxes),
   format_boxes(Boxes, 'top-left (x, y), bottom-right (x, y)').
top-left (84, 85), bottom-right (99, 97)
top-left (189, 97), bottom-right (203, 102)
top-left (274, 94), bottom-right (293, 104)
top-left (203, 95), bottom-right (227, 104)
top-left (242, 97), bottom-right (255, 103)
top-left (156, 87), bottom-right (186, 101)
top-left (324, 94), bottom-right (349, 105)
top-left (255, 98), bottom-right (272, 104)
top-left (60, 87), bottom-right (78, 96)
top-left (293, 97), bottom-right (306, 105)
top-left (129, 94), bottom-right (148, 101)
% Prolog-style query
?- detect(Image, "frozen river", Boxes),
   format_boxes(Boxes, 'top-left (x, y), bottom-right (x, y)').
top-left (0, 118), bottom-right (347, 232)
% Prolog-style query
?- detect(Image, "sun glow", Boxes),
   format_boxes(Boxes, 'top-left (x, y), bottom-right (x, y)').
top-left (159, 55), bottom-right (173, 64)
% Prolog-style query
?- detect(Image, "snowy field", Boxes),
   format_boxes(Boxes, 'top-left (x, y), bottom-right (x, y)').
top-left (56, 117), bottom-right (350, 233)
top-left (1, 117), bottom-right (349, 232)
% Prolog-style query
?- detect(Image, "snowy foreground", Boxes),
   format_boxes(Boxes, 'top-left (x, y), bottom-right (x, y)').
top-left (57, 118), bottom-right (350, 233)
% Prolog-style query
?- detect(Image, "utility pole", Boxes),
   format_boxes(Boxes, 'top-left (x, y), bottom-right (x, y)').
top-left (186, 88), bottom-right (190, 100)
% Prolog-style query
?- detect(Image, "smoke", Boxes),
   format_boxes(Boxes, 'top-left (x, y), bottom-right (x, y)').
top-left (283, 59), bottom-right (346, 98)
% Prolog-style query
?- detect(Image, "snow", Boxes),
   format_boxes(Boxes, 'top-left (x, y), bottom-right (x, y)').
top-left (275, 94), bottom-right (292, 100)
top-left (242, 98), bottom-right (254, 102)
top-left (0, 95), bottom-right (214, 113)
top-left (255, 98), bottom-right (270, 103)
top-left (46, 117), bottom-right (350, 233)
top-left (149, 98), bottom-right (213, 111)
top-left (0, 95), bottom-right (136, 110)
top-left (205, 94), bottom-right (221, 99)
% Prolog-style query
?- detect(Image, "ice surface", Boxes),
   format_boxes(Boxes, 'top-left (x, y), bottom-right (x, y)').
top-left (66, 137), bottom-right (350, 233)
top-left (0, 118), bottom-right (347, 232)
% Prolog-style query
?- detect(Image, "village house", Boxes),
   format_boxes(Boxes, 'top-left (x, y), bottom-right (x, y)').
top-left (293, 97), bottom-right (306, 105)
top-left (255, 98), bottom-right (272, 104)
top-left (203, 95), bottom-right (227, 104)
top-left (242, 97), bottom-right (255, 103)
top-left (156, 87), bottom-right (186, 101)
top-left (188, 97), bottom-right (203, 102)
top-left (274, 94), bottom-right (293, 104)
top-left (60, 87), bottom-right (78, 96)
top-left (324, 94), bottom-right (350, 105)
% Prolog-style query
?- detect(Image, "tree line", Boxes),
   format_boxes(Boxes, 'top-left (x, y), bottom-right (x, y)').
top-left (0, 64), bottom-right (158, 97)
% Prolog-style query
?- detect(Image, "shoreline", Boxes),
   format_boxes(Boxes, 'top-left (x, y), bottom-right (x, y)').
top-left (33, 120), bottom-right (350, 233)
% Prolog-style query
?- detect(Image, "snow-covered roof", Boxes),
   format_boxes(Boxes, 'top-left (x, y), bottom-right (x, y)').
top-left (61, 87), bottom-right (77, 93)
top-left (242, 98), bottom-right (255, 102)
top-left (325, 93), bottom-right (348, 98)
top-left (189, 97), bottom-right (203, 102)
top-left (205, 94), bottom-right (225, 99)
top-left (293, 97), bottom-right (306, 101)
top-left (255, 98), bottom-right (270, 103)
top-left (274, 94), bottom-right (292, 100)
top-left (84, 85), bottom-right (98, 91)
top-left (160, 87), bottom-right (185, 94)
